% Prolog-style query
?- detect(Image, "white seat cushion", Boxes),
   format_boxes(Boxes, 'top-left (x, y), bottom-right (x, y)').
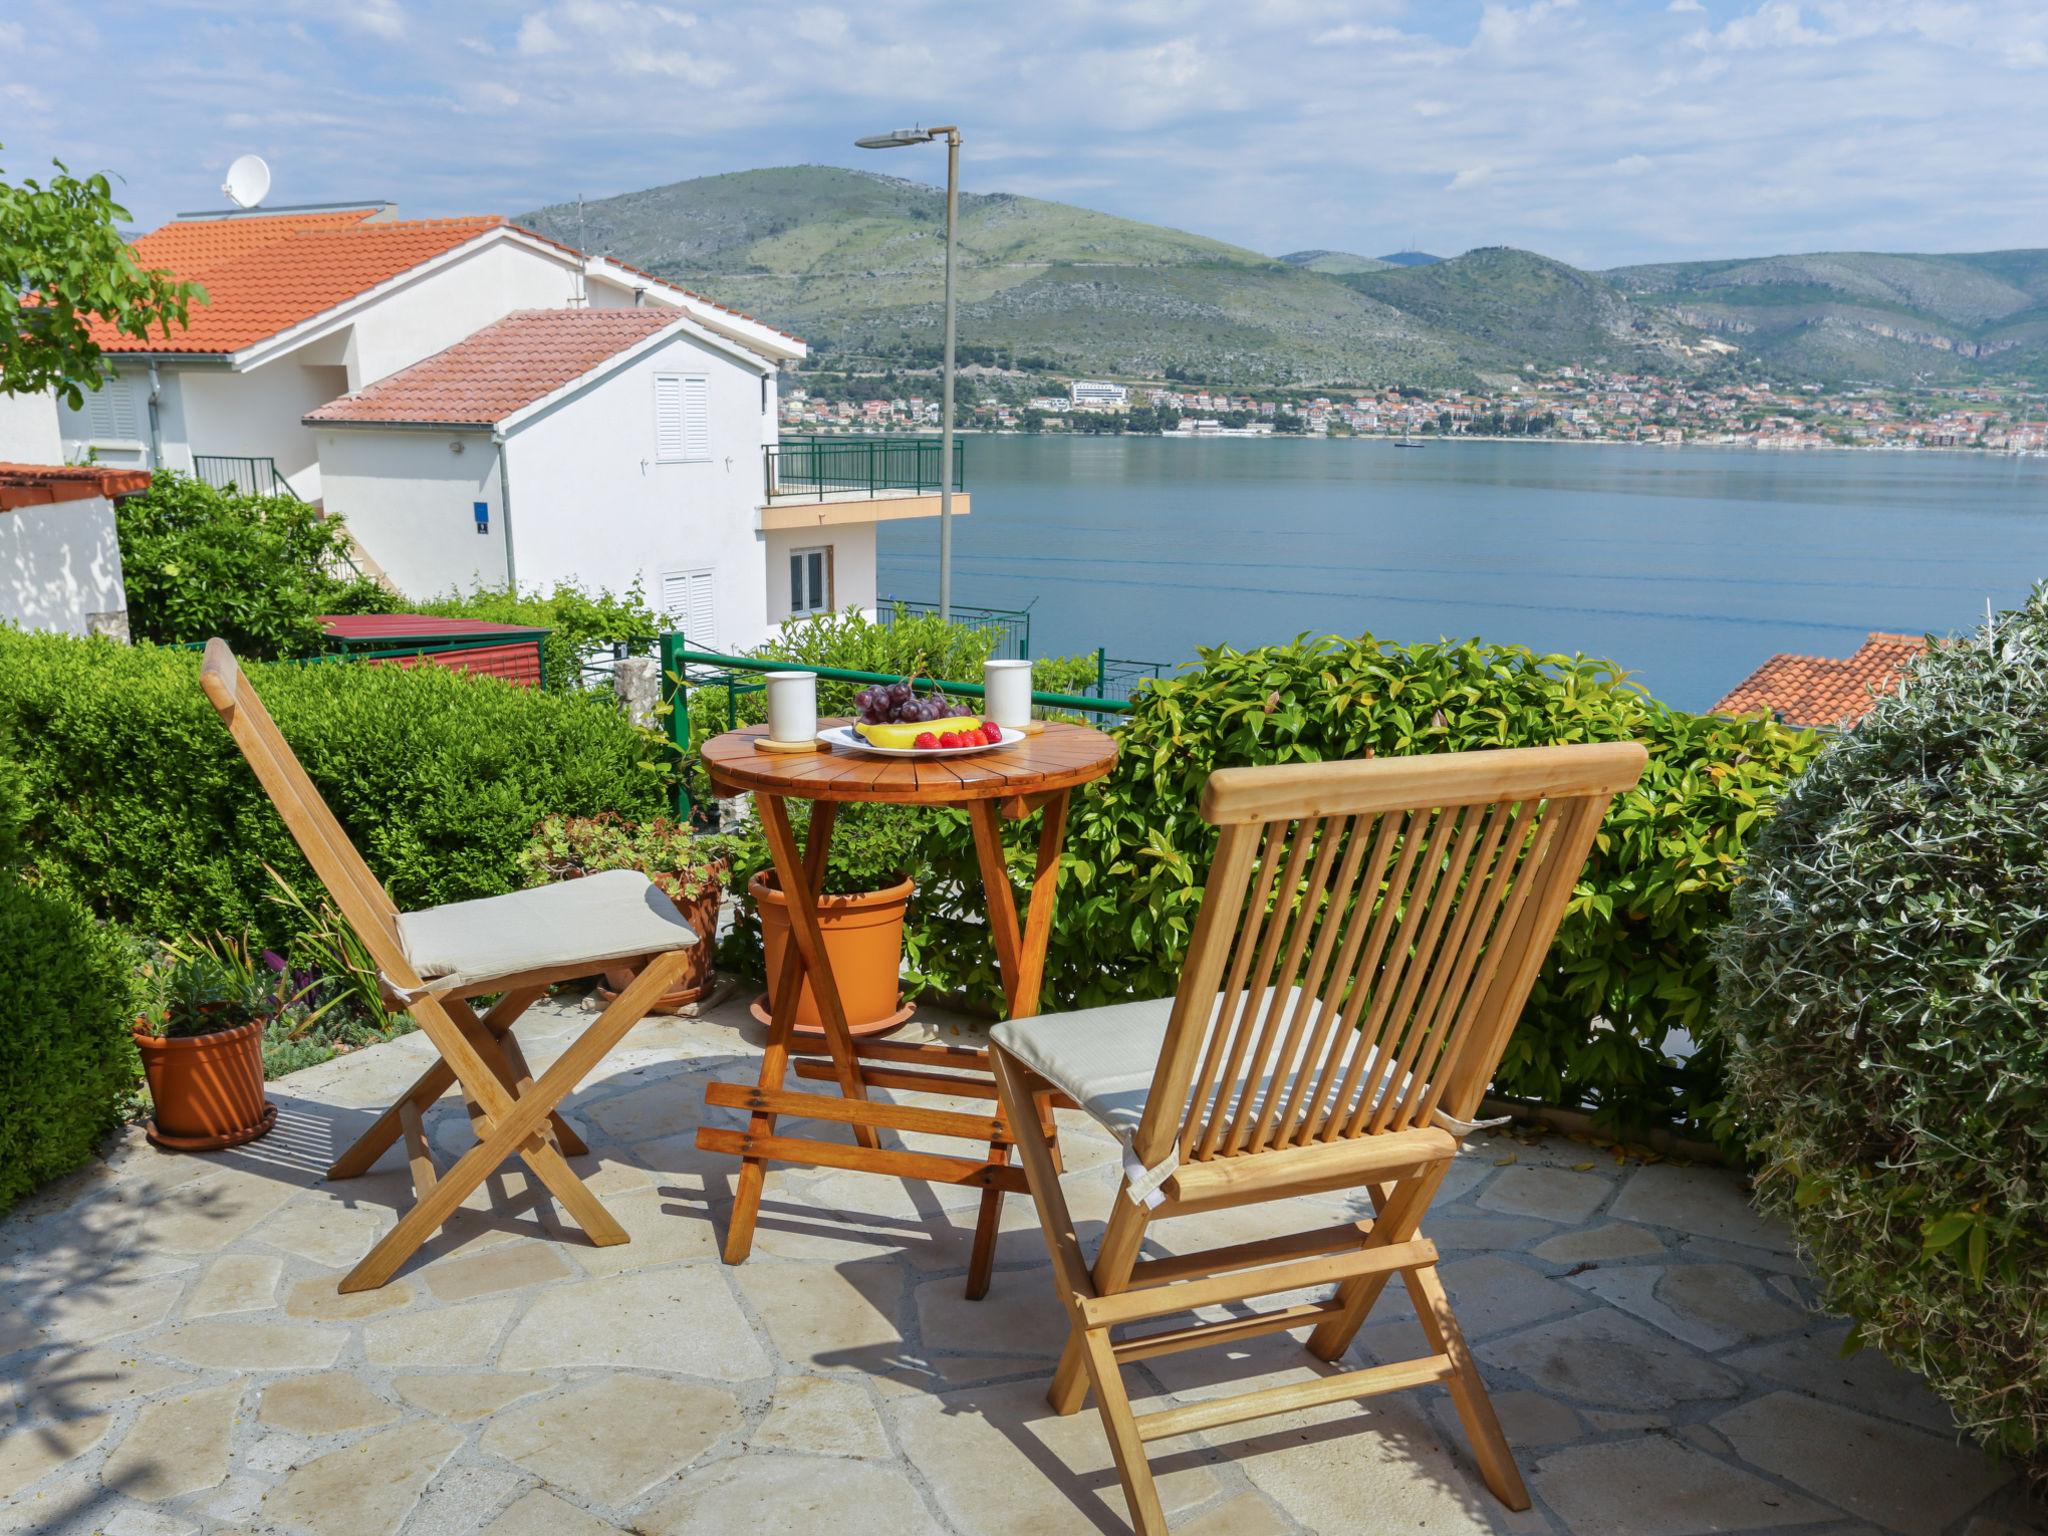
top-left (993, 988), bottom-right (1482, 1152)
top-left (395, 869), bottom-right (698, 993)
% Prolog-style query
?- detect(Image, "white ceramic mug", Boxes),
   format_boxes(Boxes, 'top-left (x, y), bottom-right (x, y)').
top-left (765, 670), bottom-right (818, 743)
top-left (984, 659), bottom-right (1033, 730)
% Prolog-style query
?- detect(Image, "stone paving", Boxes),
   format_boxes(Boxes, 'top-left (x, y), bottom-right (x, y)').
top-left (2, 993), bottom-right (2042, 1536)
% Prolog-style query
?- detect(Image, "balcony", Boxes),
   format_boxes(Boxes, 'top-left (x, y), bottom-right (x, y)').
top-left (759, 434), bottom-right (969, 532)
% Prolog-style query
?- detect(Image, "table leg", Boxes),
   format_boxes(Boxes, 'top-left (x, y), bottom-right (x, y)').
top-left (722, 797), bottom-right (857, 1267)
top-left (964, 791), bottom-right (1074, 1295)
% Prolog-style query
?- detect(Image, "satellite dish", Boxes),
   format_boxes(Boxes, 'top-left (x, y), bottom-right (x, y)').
top-left (221, 154), bottom-right (271, 210)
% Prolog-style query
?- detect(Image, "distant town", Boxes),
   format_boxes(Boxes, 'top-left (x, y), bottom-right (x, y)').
top-left (782, 367), bottom-right (2048, 454)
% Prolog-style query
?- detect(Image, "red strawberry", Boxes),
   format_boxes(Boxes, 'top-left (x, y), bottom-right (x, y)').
top-left (963, 728), bottom-right (987, 746)
top-left (939, 731), bottom-right (962, 749)
top-left (914, 732), bottom-right (939, 750)
top-left (980, 721), bottom-right (1002, 742)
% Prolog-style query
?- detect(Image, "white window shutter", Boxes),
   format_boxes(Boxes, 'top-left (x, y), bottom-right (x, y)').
top-left (682, 375), bottom-right (710, 461)
top-left (661, 567), bottom-right (718, 651)
top-left (84, 380), bottom-right (139, 442)
top-left (653, 373), bottom-right (710, 463)
top-left (653, 375), bottom-right (685, 462)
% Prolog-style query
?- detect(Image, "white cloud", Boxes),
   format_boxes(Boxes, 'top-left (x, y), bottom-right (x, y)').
top-left (1667, 0), bottom-right (1703, 11)
top-left (343, 0), bottom-right (405, 40)
top-left (1447, 166), bottom-right (1492, 191)
top-left (1613, 153), bottom-right (1654, 173)
top-left (1692, 1), bottom-right (1830, 49)
top-left (515, 13), bottom-right (564, 54)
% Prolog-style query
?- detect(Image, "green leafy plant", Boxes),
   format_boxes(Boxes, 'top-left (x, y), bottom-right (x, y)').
top-left (0, 628), bottom-right (667, 957)
top-left (115, 472), bottom-right (395, 657)
top-left (0, 749), bottom-right (140, 1215)
top-left (415, 581), bottom-right (662, 693)
top-left (1714, 589), bottom-right (2048, 1478)
top-left (0, 149), bottom-right (202, 405)
top-left (518, 813), bottom-right (734, 906)
top-left (137, 932), bottom-right (333, 1041)
top-left (262, 863), bottom-right (407, 1039)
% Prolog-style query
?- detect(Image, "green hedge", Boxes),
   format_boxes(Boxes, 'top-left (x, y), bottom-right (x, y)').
top-left (0, 753), bottom-right (139, 1216)
top-left (714, 631), bottom-right (1818, 1133)
top-left (0, 630), bottom-right (667, 952)
top-left (1715, 590), bottom-right (2047, 1474)
top-left (413, 582), bottom-right (661, 694)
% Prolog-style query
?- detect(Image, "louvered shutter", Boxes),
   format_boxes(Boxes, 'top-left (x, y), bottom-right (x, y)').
top-left (681, 375), bottom-right (710, 461)
top-left (653, 375), bottom-right (686, 462)
top-left (84, 380), bottom-right (140, 443)
top-left (661, 567), bottom-right (718, 651)
top-left (653, 373), bottom-right (710, 463)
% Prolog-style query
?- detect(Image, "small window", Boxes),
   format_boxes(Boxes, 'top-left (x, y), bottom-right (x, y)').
top-left (789, 546), bottom-right (831, 617)
top-left (82, 378), bottom-right (141, 443)
top-left (654, 372), bottom-right (710, 463)
top-left (660, 566), bottom-right (718, 650)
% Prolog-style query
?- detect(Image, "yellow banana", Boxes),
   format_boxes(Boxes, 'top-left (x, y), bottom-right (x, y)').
top-left (855, 716), bottom-right (988, 749)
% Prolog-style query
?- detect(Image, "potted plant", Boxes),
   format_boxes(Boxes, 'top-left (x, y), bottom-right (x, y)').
top-left (733, 805), bottom-right (926, 1040)
top-left (134, 935), bottom-right (306, 1150)
top-left (518, 813), bottom-right (730, 1012)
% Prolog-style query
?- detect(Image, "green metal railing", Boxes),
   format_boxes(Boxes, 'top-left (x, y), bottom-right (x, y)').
top-left (192, 454), bottom-right (300, 500)
top-left (881, 597), bottom-right (1030, 660)
top-left (1095, 651), bottom-right (1168, 702)
top-left (657, 638), bottom-right (1129, 815)
top-left (764, 436), bottom-right (964, 501)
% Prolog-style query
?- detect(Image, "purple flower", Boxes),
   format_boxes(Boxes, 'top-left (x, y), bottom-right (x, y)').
top-left (262, 950), bottom-right (287, 973)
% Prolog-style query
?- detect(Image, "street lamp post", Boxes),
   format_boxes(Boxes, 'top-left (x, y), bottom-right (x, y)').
top-left (855, 125), bottom-right (960, 622)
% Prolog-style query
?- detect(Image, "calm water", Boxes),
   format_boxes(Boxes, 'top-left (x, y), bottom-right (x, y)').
top-left (875, 436), bottom-right (2048, 711)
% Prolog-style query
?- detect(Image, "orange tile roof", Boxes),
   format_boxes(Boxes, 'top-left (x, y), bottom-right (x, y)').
top-left (93, 211), bottom-right (506, 354)
top-left (304, 308), bottom-right (685, 427)
top-left (0, 463), bottom-right (152, 511)
top-left (1714, 632), bottom-right (1928, 728)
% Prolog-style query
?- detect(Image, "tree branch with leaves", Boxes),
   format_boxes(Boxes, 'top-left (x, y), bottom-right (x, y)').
top-left (1, 148), bottom-right (202, 407)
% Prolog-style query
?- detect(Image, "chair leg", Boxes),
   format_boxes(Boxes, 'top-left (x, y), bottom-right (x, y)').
top-left (964, 1135), bottom-right (1011, 1300)
top-left (1405, 1259), bottom-right (1530, 1509)
top-left (1079, 1325), bottom-right (1169, 1536)
top-left (1306, 1165), bottom-right (1444, 1361)
top-left (338, 955), bottom-right (685, 1292)
top-left (1050, 1185), bottom-right (1150, 1415)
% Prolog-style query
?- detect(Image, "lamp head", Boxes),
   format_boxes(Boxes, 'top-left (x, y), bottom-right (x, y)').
top-left (855, 129), bottom-right (934, 149)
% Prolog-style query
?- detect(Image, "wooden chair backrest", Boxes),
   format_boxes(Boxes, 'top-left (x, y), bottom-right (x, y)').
top-left (198, 639), bottom-right (420, 987)
top-left (1130, 743), bottom-right (1646, 1172)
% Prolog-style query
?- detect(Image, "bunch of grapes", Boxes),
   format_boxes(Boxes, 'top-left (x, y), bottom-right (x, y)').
top-left (856, 679), bottom-right (950, 725)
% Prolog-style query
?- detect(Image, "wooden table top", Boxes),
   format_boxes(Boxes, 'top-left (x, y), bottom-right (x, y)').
top-left (701, 719), bottom-right (1118, 805)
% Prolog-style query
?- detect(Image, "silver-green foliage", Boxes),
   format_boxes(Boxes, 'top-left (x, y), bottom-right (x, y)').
top-left (1715, 587), bottom-right (2048, 1476)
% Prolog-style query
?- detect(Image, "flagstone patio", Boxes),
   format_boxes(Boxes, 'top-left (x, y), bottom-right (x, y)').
top-left (2, 994), bottom-right (2040, 1536)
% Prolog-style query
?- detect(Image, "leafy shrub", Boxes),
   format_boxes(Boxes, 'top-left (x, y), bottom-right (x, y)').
top-left (0, 751), bottom-right (140, 1215)
top-left (414, 581), bottom-right (661, 693)
top-left (518, 813), bottom-right (734, 906)
top-left (0, 629), bottom-right (666, 954)
top-left (736, 631), bottom-right (1814, 1130)
top-left (116, 473), bottom-right (394, 656)
top-left (1714, 591), bottom-right (2048, 1475)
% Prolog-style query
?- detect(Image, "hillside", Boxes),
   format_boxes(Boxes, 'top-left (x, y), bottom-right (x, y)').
top-left (524, 167), bottom-right (1478, 385)
top-left (520, 167), bottom-right (2045, 387)
top-left (1603, 249), bottom-right (2048, 382)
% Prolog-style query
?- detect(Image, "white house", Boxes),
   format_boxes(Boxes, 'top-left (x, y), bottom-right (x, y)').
top-left (57, 202), bottom-right (961, 649)
top-left (0, 464), bottom-right (147, 639)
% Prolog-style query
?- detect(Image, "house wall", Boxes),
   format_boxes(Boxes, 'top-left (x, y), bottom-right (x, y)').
top-left (764, 522), bottom-right (877, 626)
top-left (177, 360), bottom-right (349, 498)
top-left (0, 392), bottom-right (63, 464)
top-left (0, 495), bottom-right (129, 639)
top-left (341, 241), bottom-right (595, 389)
top-left (504, 330), bottom-right (770, 649)
top-left (312, 429), bottom-right (506, 597)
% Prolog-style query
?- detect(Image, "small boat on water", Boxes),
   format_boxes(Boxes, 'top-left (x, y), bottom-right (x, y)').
top-left (1395, 432), bottom-right (1423, 448)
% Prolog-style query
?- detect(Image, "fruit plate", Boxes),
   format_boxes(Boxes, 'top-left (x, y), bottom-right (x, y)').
top-left (818, 725), bottom-right (1023, 759)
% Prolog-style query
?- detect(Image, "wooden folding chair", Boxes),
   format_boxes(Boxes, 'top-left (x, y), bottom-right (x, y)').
top-left (988, 742), bottom-right (1646, 1533)
top-left (199, 639), bottom-right (699, 1293)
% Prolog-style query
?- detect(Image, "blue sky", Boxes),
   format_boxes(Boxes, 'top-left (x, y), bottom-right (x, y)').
top-left (3, 1), bottom-right (2043, 267)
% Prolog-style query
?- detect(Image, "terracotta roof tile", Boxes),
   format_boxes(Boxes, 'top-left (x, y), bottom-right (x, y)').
top-left (1714, 632), bottom-right (1928, 728)
top-left (0, 462), bottom-right (152, 511)
top-left (92, 212), bottom-right (506, 354)
top-left (304, 308), bottom-right (685, 427)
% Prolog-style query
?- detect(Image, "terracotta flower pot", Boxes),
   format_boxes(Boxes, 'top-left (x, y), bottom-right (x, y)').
top-left (600, 883), bottom-right (722, 1013)
top-left (134, 1017), bottom-right (276, 1151)
top-left (748, 869), bottom-right (916, 1039)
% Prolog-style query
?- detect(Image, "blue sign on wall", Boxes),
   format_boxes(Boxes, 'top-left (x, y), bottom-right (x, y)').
top-left (474, 501), bottom-right (489, 535)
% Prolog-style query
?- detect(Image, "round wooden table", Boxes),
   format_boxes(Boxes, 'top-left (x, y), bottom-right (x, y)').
top-left (695, 719), bottom-right (1118, 1298)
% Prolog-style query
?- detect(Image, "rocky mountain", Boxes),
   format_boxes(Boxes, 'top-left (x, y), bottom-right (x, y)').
top-left (520, 167), bottom-right (2045, 387)
top-left (1603, 250), bottom-right (2048, 383)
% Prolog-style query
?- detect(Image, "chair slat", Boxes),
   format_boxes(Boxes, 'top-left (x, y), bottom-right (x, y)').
top-left (1177, 821), bottom-right (1288, 1158)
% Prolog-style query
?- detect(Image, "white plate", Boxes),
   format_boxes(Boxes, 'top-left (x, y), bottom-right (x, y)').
top-left (818, 724), bottom-right (1023, 759)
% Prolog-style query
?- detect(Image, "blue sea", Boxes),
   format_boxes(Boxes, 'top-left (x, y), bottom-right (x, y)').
top-left (875, 435), bottom-right (2048, 712)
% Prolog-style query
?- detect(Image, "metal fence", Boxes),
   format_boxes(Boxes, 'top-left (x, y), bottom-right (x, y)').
top-left (880, 598), bottom-right (1031, 660)
top-left (1093, 653), bottom-right (1169, 702)
top-left (192, 454), bottom-right (300, 500)
top-left (764, 436), bottom-right (964, 501)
